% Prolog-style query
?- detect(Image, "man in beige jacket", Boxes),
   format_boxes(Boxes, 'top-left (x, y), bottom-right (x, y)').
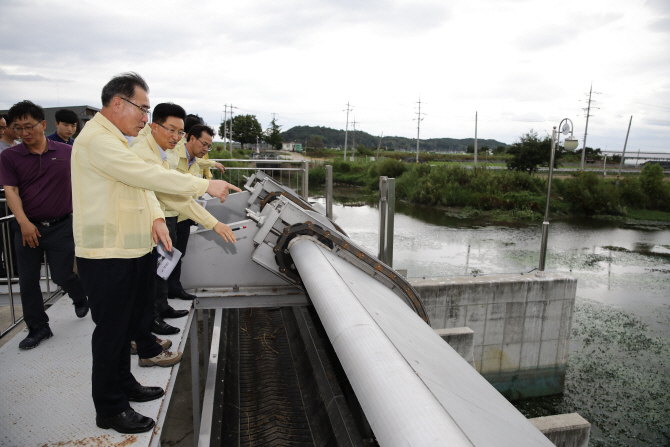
top-left (130, 103), bottom-right (237, 342)
top-left (72, 72), bottom-right (236, 434)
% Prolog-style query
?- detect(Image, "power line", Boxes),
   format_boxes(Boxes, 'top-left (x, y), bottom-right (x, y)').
top-left (580, 82), bottom-right (601, 170)
top-left (414, 97), bottom-right (426, 162)
top-left (343, 101), bottom-right (353, 161)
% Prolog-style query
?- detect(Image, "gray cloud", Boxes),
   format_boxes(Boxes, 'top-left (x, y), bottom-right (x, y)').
top-left (0, 69), bottom-right (72, 83)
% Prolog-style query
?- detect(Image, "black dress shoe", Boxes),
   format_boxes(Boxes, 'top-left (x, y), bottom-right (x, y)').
top-left (96, 408), bottom-right (155, 434)
top-left (125, 384), bottom-right (165, 402)
top-left (160, 307), bottom-right (189, 319)
top-left (74, 297), bottom-right (89, 318)
top-left (168, 290), bottom-right (197, 300)
top-left (18, 326), bottom-right (53, 350)
top-left (151, 317), bottom-right (180, 335)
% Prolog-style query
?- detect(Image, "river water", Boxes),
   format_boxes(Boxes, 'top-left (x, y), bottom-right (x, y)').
top-left (312, 190), bottom-right (670, 447)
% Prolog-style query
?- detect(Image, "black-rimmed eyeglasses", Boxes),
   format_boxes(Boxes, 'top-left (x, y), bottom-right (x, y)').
top-left (198, 139), bottom-right (213, 151)
top-left (155, 122), bottom-right (186, 138)
top-left (120, 97), bottom-right (151, 118)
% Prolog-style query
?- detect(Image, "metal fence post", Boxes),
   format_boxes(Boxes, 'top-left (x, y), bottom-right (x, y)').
top-left (386, 178), bottom-right (395, 267)
top-left (302, 160), bottom-right (309, 200)
top-left (378, 177), bottom-right (388, 263)
top-left (326, 165), bottom-right (333, 219)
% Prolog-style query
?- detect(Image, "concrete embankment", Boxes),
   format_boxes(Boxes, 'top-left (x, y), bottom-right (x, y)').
top-left (411, 272), bottom-right (577, 399)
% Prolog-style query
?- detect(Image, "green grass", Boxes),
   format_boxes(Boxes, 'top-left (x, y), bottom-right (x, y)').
top-left (625, 209), bottom-right (670, 221)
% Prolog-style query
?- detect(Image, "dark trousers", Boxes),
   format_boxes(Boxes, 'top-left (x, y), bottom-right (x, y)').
top-left (155, 217), bottom-right (178, 314)
top-left (12, 215), bottom-right (84, 330)
top-left (167, 218), bottom-right (193, 295)
top-left (77, 253), bottom-right (162, 417)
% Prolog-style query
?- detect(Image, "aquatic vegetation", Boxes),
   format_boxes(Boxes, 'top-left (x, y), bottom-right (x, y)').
top-left (514, 298), bottom-right (670, 446)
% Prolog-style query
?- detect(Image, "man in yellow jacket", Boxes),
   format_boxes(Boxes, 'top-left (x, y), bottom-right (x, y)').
top-left (166, 122), bottom-right (225, 299)
top-left (130, 103), bottom-right (237, 339)
top-left (183, 113), bottom-right (226, 180)
top-left (72, 72), bottom-right (236, 434)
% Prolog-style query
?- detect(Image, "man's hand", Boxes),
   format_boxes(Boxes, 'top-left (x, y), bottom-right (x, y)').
top-left (214, 162), bottom-right (226, 173)
top-left (20, 222), bottom-right (41, 248)
top-left (206, 180), bottom-right (242, 203)
top-left (152, 218), bottom-right (172, 251)
top-left (213, 222), bottom-right (236, 243)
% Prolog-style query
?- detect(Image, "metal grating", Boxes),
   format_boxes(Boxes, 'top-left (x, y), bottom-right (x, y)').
top-left (236, 307), bottom-right (314, 446)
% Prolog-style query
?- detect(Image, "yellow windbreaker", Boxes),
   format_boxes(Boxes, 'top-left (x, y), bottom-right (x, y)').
top-left (167, 142), bottom-right (212, 224)
top-left (130, 125), bottom-right (218, 230)
top-left (71, 113), bottom-right (209, 259)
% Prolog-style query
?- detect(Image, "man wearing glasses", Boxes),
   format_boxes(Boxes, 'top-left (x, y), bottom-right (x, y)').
top-left (0, 101), bottom-right (89, 350)
top-left (130, 103), bottom-right (238, 341)
top-left (166, 122), bottom-right (223, 300)
top-left (72, 72), bottom-right (236, 434)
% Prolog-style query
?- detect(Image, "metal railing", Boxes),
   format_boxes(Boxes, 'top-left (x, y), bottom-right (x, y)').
top-left (209, 158), bottom-right (310, 200)
top-left (0, 199), bottom-right (62, 339)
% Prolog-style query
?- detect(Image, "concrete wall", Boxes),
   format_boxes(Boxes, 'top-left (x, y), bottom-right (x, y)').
top-left (530, 413), bottom-right (591, 447)
top-left (435, 327), bottom-right (475, 367)
top-left (410, 273), bottom-right (577, 399)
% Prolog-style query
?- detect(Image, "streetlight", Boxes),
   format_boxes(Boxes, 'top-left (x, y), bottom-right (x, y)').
top-left (537, 118), bottom-right (579, 275)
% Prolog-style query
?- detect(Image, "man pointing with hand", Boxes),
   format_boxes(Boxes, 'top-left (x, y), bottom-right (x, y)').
top-left (71, 72), bottom-right (238, 434)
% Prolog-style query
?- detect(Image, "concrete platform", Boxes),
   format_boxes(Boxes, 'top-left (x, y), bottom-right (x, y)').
top-left (0, 295), bottom-right (193, 447)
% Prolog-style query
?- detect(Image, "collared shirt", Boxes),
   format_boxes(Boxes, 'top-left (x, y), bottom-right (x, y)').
top-left (0, 139), bottom-right (73, 220)
top-left (185, 145), bottom-right (196, 169)
top-left (157, 144), bottom-right (167, 164)
top-left (0, 140), bottom-right (20, 153)
top-left (46, 132), bottom-right (74, 145)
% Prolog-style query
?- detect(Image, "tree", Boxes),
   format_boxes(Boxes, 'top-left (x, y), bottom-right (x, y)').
top-left (306, 135), bottom-right (325, 150)
top-left (506, 130), bottom-right (560, 175)
top-left (263, 118), bottom-right (283, 150)
top-left (219, 114), bottom-right (263, 150)
top-left (574, 147), bottom-right (602, 160)
top-left (493, 145), bottom-right (507, 155)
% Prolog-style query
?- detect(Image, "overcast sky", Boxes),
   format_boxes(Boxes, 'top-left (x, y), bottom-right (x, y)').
top-left (1, 0), bottom-right (669, 152)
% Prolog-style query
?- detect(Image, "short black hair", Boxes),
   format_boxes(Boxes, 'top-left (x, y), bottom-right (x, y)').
top-left (101, 72), bottom-right (149, 107)
top-left (184, 114), bottom-right (204, 133)
top-left (152, 103), bottom-right (186, 125)
top-left (8, 100), bottom-right (45, 124)
top-left (0, 113), bottom-right (9, 124)
top-left (55, 108), bottom-right (79, 125)
top-left (188, 124), bottom-right (214, 142)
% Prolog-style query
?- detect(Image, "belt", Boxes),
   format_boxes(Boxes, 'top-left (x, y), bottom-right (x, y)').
top-left (29, 213), bottom-right (71, 227)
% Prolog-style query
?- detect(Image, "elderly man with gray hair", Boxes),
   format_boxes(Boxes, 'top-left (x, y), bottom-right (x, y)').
top-left (72, 72), bottom-right (236, 434)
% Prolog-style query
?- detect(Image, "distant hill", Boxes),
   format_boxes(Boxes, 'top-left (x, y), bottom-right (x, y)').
top-left (280, 125), bottom-right (507, 152)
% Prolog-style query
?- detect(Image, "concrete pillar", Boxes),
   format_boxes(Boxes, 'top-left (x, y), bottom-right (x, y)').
top-left (529, 413), bottom-right (591, 447)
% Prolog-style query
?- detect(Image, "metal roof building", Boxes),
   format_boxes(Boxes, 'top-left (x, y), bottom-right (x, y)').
top-left (0, 105), bottom-right (99, 136)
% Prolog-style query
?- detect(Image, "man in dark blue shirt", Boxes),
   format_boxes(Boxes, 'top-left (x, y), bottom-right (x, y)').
top-left (46, 109), bottom-right (79, 145)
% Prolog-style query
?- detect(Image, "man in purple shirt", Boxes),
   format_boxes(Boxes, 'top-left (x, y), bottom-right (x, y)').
top-left (46, 108), bottom-right (78, 145)
top-left (0, 100), bottom-right (88, 350)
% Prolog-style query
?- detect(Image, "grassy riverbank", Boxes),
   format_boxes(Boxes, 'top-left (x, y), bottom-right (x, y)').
top-left (309, 159), bottom-right (670, 222)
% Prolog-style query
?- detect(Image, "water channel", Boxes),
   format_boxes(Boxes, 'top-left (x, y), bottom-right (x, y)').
top-left (312, 188), bottom-right (670, 447)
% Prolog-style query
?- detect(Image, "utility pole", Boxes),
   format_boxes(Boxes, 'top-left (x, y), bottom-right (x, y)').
top-left (580, 83), bottom-right (600, 171)
top-left (228, 104), bottom-right (238, 158)
top-left (474, 111), bottom-right (478, 168)
top-left (376, 132), bottom-right (384, 160)
top-left (351, 118), bottom-right (358, 157)
top-left (616, 116), bottom-right (633, 186)
top-left (343, 101), bottom-right (352, 161)
top-left (414, 97), bottom-right (425, 163)
top-left (222, 105), bottom-right (228, 155)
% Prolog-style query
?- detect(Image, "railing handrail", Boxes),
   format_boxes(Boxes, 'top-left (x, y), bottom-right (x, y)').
top-left (0, 213), bottom-right (62, 339)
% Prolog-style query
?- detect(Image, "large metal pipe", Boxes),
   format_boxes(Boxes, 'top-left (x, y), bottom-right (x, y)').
top-left (289, 238), bottom-right (471, 446)
top-left (289, 238), bottom-right (553, 447)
